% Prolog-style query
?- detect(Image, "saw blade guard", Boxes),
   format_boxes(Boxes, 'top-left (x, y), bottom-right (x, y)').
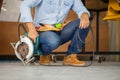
top-left (15, 35), bottom-right (34, 60)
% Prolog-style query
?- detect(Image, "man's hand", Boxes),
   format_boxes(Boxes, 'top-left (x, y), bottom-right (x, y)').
top-left (79, 12), bottom-right (90, 29)
top-left (26, 22), bottom-right (39, 43)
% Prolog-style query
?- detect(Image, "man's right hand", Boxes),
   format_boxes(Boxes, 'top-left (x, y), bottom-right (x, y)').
top-left (26, 22), bottom-right (39, 43)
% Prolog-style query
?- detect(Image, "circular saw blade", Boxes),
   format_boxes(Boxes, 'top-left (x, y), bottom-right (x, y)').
top-left (15, 36), bottom-right (34, 61)
top-left (17, 42), bottom-right (29, 60)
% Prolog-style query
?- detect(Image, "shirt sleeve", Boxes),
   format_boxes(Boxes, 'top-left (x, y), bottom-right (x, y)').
top-left (72, 0), bottom-right (90, 19)
top-left (20, 0), bottom-right (41, 22)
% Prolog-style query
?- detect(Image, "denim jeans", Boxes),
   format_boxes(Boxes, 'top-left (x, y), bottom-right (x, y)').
top-left (38, 19), bottom-right (90, 55)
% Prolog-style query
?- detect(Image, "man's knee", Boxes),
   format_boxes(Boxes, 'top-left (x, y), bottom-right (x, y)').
top-left (41, 38), bottom-right (60, 53)
top-left (39, 31), bottom-right (61, 51)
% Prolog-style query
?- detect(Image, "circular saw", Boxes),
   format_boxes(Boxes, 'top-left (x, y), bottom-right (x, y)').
top-left (10, 24), bottom-right (42, 65)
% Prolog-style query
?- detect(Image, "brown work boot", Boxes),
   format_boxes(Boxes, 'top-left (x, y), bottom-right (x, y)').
top-left (63, 54), bottom-right (85, 66)
top-left (39, 55), bottom-right (50, 65)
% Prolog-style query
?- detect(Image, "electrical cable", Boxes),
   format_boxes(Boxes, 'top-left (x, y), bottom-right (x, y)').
top-left (76, 26), bottom-right (95, 67)
top-left (18, 23), bottom-right (27, 41)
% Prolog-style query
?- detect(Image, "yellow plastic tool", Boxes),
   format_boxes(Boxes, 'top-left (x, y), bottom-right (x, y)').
top-left (103, 0), bottom-right (120, 20)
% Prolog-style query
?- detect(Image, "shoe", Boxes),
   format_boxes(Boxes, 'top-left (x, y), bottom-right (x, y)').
top-left (63, 54), bottom-right (85, 66)
top-left (39, 55), bottom-right (50, 65)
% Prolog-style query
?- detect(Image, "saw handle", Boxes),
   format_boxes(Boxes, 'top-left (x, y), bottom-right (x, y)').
top-left (34, 36), bottom-right (40, 49)
top-left (34, 36), bottom-right (43, 55)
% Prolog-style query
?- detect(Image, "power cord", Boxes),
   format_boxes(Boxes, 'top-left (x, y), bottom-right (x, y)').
top-left (76, 26), bottom-right (95, 67)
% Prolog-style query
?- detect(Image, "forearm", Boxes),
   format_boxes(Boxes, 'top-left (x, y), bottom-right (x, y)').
top-left (26, 22), bottom-right (36, 32)
top-left (25, 22), bottom-right (39, 43)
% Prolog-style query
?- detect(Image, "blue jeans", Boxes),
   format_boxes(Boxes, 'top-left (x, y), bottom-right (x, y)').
top-left (38, 19), bottom-right (90, 55)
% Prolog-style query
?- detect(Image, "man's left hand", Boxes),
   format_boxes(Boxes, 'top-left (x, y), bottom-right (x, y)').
top-left (79, 13), bottom-right (90, 29)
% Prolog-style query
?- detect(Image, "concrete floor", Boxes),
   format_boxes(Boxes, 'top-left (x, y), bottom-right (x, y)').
top-left (0, 61), bottom-right (120, 80)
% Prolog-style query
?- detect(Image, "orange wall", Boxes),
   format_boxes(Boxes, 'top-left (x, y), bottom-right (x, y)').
top-left (0, 22), bottom-right (19, 55)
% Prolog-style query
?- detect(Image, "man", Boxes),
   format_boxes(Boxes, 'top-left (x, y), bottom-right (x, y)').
top-left (20, 0), bottom-right (90, 66)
